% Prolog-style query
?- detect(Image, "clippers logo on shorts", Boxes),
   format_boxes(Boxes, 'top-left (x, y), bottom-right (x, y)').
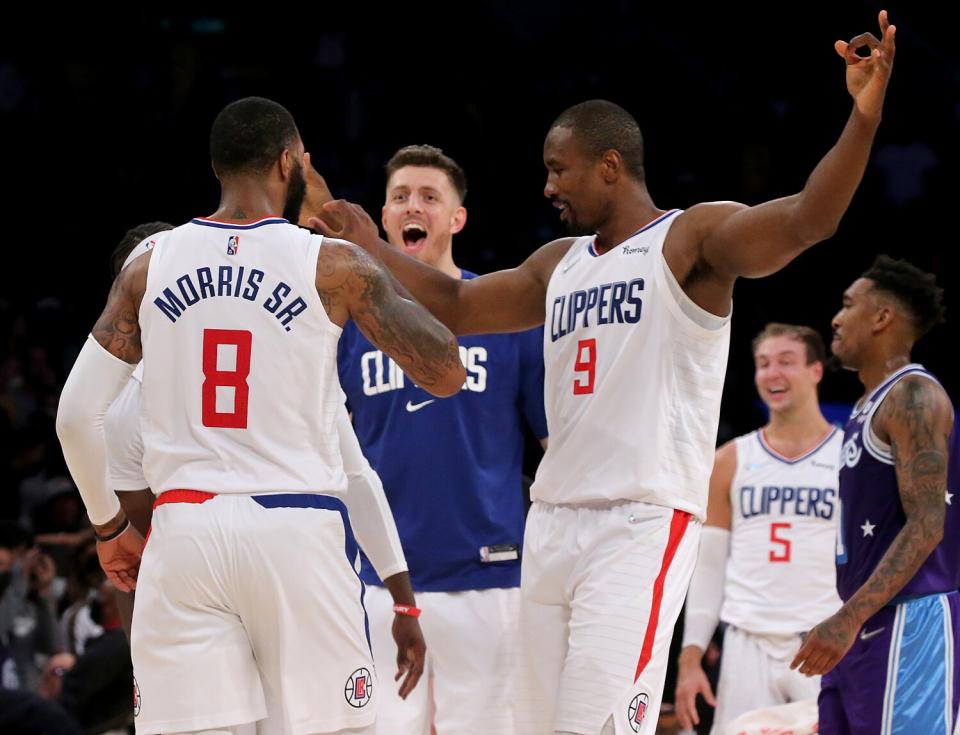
top-left (344, 667), bottom-right (373, 708)
top-left (133, 676), bottom-right (141, 717)
top-left (227, 235), bottom-right (240, 255)
top-left (628, 692), bottom-right (649, 732)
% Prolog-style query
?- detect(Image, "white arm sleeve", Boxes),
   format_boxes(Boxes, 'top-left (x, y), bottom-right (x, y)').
top-left (337, 406), bottom-right (407, 580)
top-left (682, 525), bottom-right (731, 650)
top-left (56, 336), bottom-right (137, 525)
top-left (104, 366), bottom-right (149, 491)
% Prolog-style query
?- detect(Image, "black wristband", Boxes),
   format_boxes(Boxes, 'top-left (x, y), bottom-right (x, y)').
top-left (95, 517), bottom-right (129, 543)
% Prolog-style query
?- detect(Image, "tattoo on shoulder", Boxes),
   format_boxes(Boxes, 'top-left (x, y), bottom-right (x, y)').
top-left (317, 242), bottom-right (460, 387)
top-left (91, 265), bottom-right (145, 363)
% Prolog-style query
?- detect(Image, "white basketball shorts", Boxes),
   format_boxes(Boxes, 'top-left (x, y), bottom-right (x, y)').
top-left (712, 625), bottom-right (819, 734)
top-left (131, 490), bottom-right (376, 735)
top-left (365, 584), bottom-right (519, 735)
top-left (516, 500), bottom-right (700, 735)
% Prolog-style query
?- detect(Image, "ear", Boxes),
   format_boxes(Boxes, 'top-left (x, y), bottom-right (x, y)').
top-left (450, 206), bottom-right (467, 235)
top-left (210, 160), bottom-right (221, 182)
top-left (599, 149), bottom-right (622, 183)
top-left (381, 205), bottom-right (389, 233)
top-left (278, 147), bottom-right (297, 182)
top-left (811, 360), bottom-right (824, 385)
top-left (872, 305), bottom-right (895, 335)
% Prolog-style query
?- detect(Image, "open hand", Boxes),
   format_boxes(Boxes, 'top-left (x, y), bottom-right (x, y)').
top-left (790, 610), bottom-right (859, 676)
top-left (392, 614), bottom-right (426, 699)
top-left (308, 200), bottom-right (382, 253)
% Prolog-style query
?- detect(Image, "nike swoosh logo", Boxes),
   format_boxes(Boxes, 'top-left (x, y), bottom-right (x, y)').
top-left (405, 399), bottom-right (435, 413)
top-left (859, 627), bottom-right (885, 642)
top-left (562, 258), bottom-right (580, 273)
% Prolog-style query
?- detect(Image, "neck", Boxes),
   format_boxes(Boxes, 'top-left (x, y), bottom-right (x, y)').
top-left (765, 401), bottom-right (832, 451)
top-left (211, 179), bottom-right (285, 222)
top-left (857, 348), bottom-right (913, 396)
top-left (593, 182), bottom-right (661, 253)
top-left (417, 239), bottom-right (460, 278)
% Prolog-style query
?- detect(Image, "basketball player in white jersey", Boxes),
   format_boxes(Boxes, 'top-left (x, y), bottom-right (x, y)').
top-left (55, 96), bottom-right (466, 735)
top-left (103, 222), bottom-right (427, 708)
top-left (310, 14), bottom-right (895, 734)
top-left (674, 324), bottom-right (842, 733)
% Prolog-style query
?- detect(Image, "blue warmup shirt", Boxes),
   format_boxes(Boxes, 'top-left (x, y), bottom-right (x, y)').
top-left (337, 270), bottom-right (548, 592)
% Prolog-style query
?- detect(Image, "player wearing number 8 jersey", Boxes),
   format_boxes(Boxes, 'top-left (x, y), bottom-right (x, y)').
top-left (311, 13), bottom-right (895, 733)
top-left (55, 97), bottom-right (466, 735)
top-left (675, 325), bottom-right (842, 734)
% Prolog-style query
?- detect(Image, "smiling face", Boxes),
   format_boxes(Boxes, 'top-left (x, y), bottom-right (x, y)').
top-left (542, 126), bottom-right (610, 236)
top-left (754, 334), bottom-right (823, 414)
top-left (382, 165), bottom-right (466, 268)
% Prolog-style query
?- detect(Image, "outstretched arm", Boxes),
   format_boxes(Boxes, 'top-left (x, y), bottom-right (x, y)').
top-left (309, 202), bottom-right (573, 335)
top-left (676, 11), bottom-right (896, 287)
top-left (791, 376), bottom-right (953, 676)
top-left (316, 239), bottom-right (466, 396)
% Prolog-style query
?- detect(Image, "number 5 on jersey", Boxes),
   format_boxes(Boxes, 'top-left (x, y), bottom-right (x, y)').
top-left (202, 329), bottom-right (252, 428)
top-left (573, 338), bottom-right (596, 395)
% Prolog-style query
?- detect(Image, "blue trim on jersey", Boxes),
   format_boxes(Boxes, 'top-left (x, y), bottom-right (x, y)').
top-left (190, 217), bottom-right (288, 230)
top-left (632, 208), bottom-right (680, 236)
top-left (587, 209), bottom-right (680, 257)
top-left (889, 594), bottom-right (951, 734)
top-left (251, 493), bottom-right (371, 654)
top-left (756, 427), bottom-right (839, 466)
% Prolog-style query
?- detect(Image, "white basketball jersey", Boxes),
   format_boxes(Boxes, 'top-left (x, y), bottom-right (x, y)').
top-left (531, 210), bottom-right (731, 518)
top-left (139, 216), bottom-right (347, 497)
top-left (721, 429), bottom-right (843, 635)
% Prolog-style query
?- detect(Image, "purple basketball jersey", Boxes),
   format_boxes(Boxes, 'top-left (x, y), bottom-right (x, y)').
top-left (836, 364), bottom-right (960, 602)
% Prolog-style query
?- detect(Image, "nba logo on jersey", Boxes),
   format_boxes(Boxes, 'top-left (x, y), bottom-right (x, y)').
top-left (627, 692), bottom-right (649, 732)
top-left (227, 235), bottom-right (240, 255)
top-left (344, 667), bottom-right (373, 708)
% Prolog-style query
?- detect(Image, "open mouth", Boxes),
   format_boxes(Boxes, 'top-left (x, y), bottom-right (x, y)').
top-left (552, 199), bottom-right (570, 221)
top-left (402, 223), bottom-right (428, 251)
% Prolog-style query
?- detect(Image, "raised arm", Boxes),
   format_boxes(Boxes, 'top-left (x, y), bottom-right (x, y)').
top-left (792, 376), bottom-right (953, 676)
top-left (309, 202), bottom-right (574, 335)
top-left (316, 238), bottom-right (466, 396)
top-left (670, 11), bottom-right (895, 297)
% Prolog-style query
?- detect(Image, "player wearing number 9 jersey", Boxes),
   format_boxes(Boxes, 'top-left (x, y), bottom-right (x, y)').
top-left (675, 325), bottom-right (842, 734)
top-left (56, 97), bottom-right (466, 735)
top-left (311, 15), bottom-right (895, 732)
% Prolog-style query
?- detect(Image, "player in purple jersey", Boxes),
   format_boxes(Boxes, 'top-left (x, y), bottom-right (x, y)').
top-left (790, 255), bottom-right (957, 734)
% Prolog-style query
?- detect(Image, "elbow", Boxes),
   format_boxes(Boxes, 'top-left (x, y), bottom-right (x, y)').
top-left (55, 398), bottom-right (85, 449)
top-left (429, 361), bottom-right (467, 398)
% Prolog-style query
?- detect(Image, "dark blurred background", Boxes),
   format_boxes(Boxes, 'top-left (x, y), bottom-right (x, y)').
top-left (0, 3), bottom-right (956, 728)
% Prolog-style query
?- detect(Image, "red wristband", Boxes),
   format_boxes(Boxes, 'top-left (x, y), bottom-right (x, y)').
top-left (393, 603), bottom-right (422, 618)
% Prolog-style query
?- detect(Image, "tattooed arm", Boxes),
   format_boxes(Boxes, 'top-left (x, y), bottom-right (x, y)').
top-left (316, 239), bottom-right (465, 397)
top-left (56, 255), bottom-right (150, 592)
top-left (792, 375), bottom-right (954, 676)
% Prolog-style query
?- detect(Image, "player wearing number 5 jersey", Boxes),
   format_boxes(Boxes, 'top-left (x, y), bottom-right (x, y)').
top-left (675, 324), bottom-right (842, 733)
top-left (55, 97), bottom-right (466, 735)
top-left (311, 13), bottom-right (895, 734)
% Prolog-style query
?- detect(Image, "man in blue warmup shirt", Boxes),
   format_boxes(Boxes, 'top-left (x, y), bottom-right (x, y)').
top-left (337, 145), bottom-right (548, 735)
